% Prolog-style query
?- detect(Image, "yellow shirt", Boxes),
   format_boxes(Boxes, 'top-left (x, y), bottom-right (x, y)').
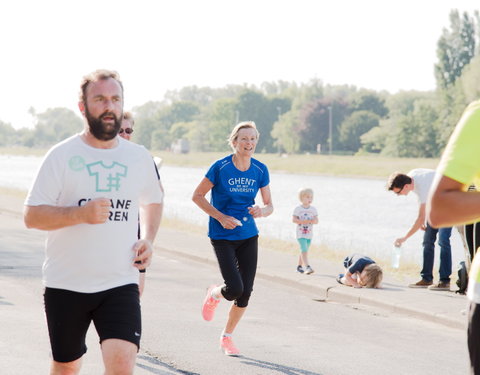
top-left (437, 100), bottom-right (480, 302)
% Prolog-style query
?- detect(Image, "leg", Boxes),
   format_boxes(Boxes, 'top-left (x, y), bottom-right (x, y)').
top-left (421, 224), bottom-right (437, 282)
top-left (224, 305), bottom-right (247, 334)
top-left (468, 302), bottom-right (480, 374)
top-left (138, 272), bottom-right (145, 297)
top-left (438, 227), bottom-right (452, 283)
top-left (220, 306), bottom-right (245, 356)
top-left (44, 288), bottom-right (93, 374)
top-left (212, 240), bottom-right (245, 301)
top-left (50, 359), bottom-right (82, 375)
top-left (93, 285), bottom-right (141, 374)
top-left (297, 239), bottom-right (308, 268)
top-left (300, 252), bottom-right (310, 268)
top-left (102, 339), bottom-right (138, 375)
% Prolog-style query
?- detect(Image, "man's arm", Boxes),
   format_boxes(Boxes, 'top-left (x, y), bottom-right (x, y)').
top-left (394, 203), bottom-right (426, 246)
top-left (134, 203), bottom-right (162, 270)
top-left (428, 175), bottom-right (480, 227)
top-left (24, 198), bottom-right (111, 231)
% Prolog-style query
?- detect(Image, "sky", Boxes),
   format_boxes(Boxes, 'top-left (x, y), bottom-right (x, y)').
top-left (0, 0), bottom-right (478, 129)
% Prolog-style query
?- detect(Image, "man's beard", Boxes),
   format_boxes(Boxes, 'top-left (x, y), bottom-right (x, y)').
top-left (85, 107), bottom-right (122, 141)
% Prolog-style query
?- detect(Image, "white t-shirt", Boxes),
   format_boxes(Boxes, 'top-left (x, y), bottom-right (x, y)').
top-left (25, 135), bottom-right (163, 293)
top-left (407, 168), bottom-right (435, 204)
top-left (293, 205), bottom-right (318, 239)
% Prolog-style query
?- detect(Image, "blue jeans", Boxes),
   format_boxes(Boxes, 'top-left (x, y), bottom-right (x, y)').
top-left (420, 223), bottom-right (452, 283)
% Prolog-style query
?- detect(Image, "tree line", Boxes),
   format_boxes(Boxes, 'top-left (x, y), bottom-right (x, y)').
top-left (1, 9), bottom-right (479, 158)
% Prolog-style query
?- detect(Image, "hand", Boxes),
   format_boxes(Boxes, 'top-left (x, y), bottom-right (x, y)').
top-left (133, 239), bottom-right (153, 270)
top-left (83, 198), bottom-right (111, 224)
top-left (218, 215), bottom-right (242, 230)
top-left (394, 237), bottom-right (405, 247)
top-left (420, 223), bottom-right (427, 231)
top-left (248, 205), bottom-right (263, 218)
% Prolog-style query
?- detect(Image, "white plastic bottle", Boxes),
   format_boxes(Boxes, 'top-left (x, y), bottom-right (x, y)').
top-left (391, 245), bottom-right (401, 269)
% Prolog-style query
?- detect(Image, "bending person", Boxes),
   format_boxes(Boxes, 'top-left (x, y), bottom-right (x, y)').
top-left (192, 121), bottom-right (273, 356)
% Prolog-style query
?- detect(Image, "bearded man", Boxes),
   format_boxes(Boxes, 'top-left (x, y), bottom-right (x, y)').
top-left (24, 69), bottom-right (163, 375)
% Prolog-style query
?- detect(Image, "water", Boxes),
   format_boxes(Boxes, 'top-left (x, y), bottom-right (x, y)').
top-left (0, 154), bottom-right (465, 267)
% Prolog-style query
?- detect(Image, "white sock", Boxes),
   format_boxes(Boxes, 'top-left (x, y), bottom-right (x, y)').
top-left (222, 332), bottom-right (232, 338)
top-left (211, 286), bottom-right (221, 300)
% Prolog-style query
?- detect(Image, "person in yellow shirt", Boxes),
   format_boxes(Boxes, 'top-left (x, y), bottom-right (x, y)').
top-left (428, 100), bottom-right (480, 375)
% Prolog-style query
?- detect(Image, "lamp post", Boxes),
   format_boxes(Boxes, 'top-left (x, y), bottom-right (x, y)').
top-left (276, 106), bottom-right (282, 154)
top-left (328, 106), bottom-right (332, 155)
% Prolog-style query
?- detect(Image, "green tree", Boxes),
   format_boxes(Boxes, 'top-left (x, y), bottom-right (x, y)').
top-left (360, 119), bottom-right (393, 154)
top-left (0, 120), bottom-right (17, 146)
top-left (33, 107), bottom-right (83, 147)
top-left (298, 98), bottom-right (348, 153)
top-left (435, 10), bottom-right (477, 89)
top-left (184, 120), bottom-right (209, 152)
top-left (236, 90), bottom-right (276, 152)
top-left (458, 54), bottom-right (480, 103)
top-left (349, 91), bottom-right (388, 118)
top-left (339, 111), bottom-right (380, 153)
top-left (206, 98), bottom-right (237, 152)
top-left (132, 101), bottom-right (165, 149)
top-left (270, 110), bottom-right (301, 154)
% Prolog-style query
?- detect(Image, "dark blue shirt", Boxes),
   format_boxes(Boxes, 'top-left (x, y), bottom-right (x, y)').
top-left (205, 154), bottom-right (269, 240)
top-left (344, 254), bottom-right (375, 274)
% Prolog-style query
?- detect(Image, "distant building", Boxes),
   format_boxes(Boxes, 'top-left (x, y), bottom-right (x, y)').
top-left (171, 138), bottom-right (190, 154)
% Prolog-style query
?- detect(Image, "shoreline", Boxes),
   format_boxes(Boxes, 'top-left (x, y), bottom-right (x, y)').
top-left (0, 187), bottom-right (429, 283)
top-left (0, 148), bottom-right (440, 180)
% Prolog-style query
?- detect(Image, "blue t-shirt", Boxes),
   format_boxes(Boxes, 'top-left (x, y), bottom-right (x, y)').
top-left (205, 154), bottom-right (270, 240)
top-left (343, 254), bottom-right (375, 274)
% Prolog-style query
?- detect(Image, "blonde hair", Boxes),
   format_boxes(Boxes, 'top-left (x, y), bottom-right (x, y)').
top-left (228, 121), bottom-right (260, 151)
top-left (363, 264), bottom-right (383, 288)
top-left (79, 69), bottom-right (123, 103)
top-left (298, 188), bottom-right (314, 201)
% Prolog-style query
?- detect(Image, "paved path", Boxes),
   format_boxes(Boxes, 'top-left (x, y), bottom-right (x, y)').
top-left (0, 192), bottom-right (469, 373)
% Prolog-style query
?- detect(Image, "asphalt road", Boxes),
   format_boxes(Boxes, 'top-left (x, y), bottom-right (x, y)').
top-left (0, 208), bottom-right (469, 374)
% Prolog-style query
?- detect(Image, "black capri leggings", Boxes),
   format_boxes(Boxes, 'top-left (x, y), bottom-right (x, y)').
top-left (469, 302), bottom-right (480, 374)
top-left (211, 235), bottom-right (258, 308)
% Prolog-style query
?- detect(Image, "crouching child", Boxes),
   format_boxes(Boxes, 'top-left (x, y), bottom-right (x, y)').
top-left (337, 253), bottom-right (383, 288)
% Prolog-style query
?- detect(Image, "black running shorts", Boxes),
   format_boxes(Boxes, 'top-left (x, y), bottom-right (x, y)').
top-left (44, 284), bottom-right (141, 363)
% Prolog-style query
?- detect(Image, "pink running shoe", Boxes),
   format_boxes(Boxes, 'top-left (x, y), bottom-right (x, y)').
top-left (220, 336), bottom-right (240, 356)
top-left (202, 285), bottom-right (220, 321)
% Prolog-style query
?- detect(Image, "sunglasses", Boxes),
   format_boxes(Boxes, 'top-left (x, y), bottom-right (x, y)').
top-left (119, 128), bottom-right (133, 135)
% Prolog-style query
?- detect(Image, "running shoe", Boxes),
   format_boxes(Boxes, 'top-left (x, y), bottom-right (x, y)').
top-left (296, 265), bottom-right (304, 273)
top-left (220, 336), bottom-right (240, 356)
top-left (202, 285), bottom-right (220, 321)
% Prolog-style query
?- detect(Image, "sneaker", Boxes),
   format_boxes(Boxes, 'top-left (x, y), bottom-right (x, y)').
top-left (305, 265), bottom-right (314, 275)
top-left (220, 336), bottom-right (240, 356)
top-left (428, 282), bottom-right (451, 291)
top-left (296, 265), bottom-right (304, 274)
top-left (202, 285), bottom-right (220, 321)
top-left (408, 279), bottom-right (433, 288)
top-left (336, 273), bottom-right (345, 285)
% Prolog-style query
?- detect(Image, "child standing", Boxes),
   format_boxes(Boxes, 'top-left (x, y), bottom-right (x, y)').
top-left (337, 253), bottom-right (383, 288)
top-left (292, 188), bottom-right (318, 274)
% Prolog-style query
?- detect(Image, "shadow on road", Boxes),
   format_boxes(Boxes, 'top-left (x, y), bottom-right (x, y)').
top-left (240, 356), bottom-right (324, 375)
top-left (136, 354), bottom-right (201, 375)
